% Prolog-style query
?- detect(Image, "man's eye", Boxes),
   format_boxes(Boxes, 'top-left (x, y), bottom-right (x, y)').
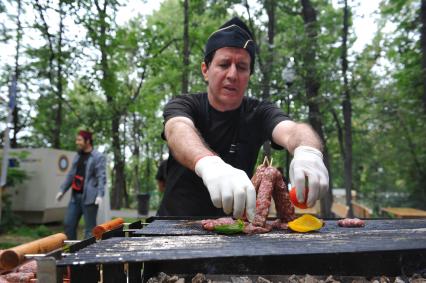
top-left (219, 64), bottom-right (228, 68)
top-left (238, 65), bottom-right (248, 71)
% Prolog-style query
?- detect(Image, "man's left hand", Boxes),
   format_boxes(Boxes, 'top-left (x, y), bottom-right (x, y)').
top-left (95, 196), bottom-right (103, 206)
top-left (289, 146), bottom-right (329, 207)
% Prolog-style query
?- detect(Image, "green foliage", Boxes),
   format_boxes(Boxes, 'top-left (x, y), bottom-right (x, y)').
top-left (10, 224), bottom-right (52, 238)
top-left (0, 152), bottom-right (28, 230)
top-left (1, 0), bottom-right (425, 212)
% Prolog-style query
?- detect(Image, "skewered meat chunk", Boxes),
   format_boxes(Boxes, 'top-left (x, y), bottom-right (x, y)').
top-left (252, 167), bottom-right (275, 227)
top-left (17, 261), bottom-right (37, 274)
top-left (272, 170), bottom-right (296, 223)
top-left (338, 218), bottom-right (365, 227)
top-left (202, 160), bottom-right (295, 234)
top-left (0, 272), bottom-right (35, 283)
top-left (201, 217), bottom-right (235, 231)
top-left (243, 223), bottom-right (272, 234)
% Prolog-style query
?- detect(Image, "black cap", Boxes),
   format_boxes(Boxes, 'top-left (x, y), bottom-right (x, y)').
top-left (204, 17), bottom-right (256, 74)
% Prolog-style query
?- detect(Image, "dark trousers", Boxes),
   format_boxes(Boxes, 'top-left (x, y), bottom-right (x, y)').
top-left (64, 193), bottom-right (98, 240)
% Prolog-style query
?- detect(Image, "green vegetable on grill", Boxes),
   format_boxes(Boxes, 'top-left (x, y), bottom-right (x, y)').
top-left (213, 219), bottom-right (245, 234)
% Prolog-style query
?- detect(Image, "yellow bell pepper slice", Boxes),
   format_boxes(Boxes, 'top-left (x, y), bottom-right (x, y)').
top-left (288, 214), bottom-right (324, 233)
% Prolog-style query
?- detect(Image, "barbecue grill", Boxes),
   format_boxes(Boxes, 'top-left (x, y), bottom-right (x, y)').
top-left (37, 217), bottom-right (426, 283)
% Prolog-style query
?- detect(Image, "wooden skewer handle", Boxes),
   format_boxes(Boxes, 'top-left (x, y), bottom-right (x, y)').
top-left (92, 217), bottom-right (125, 239)
top-left (0, 233), bottom-right (67, 270)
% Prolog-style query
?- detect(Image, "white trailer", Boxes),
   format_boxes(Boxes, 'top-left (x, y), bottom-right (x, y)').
top-left (4, 148), bottom-right (111, 224)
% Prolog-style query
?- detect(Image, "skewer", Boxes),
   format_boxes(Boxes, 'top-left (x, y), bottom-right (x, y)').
top-left (24, 254), bottom-right (47, 258)
top-left (64, 240), bottom-right (80, 244)
top-left (263, 156), bottom-right (270, 167)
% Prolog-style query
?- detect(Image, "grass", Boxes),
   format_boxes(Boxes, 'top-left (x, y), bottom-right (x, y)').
top-left (0, 219), bottom-right (145, 249)
top-left (0, 223), bottom-right (70, 249)
top-left (0, 210), bottom-right (147, 250)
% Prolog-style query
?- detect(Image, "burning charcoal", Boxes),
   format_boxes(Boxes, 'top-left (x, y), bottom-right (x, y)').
top-left (192, 273), bottom-right (207, 283)
top-left (158, 272), bottom-right (169, 283)
top-left (167, 275), bottom-right (180, 283)
top-left (410, 274), bottom-right (426, 283)
top-left (304, 274), bottom-right (318, 283)
top-left (147, 273), bottom-right (171, 283)
top-left (257, 276), bottom-right (271, 283)
top-left (231, 276), bottom-right (252, 283)
top-left (288, 275), bottom-right (299, 283)
top-left (324, 275), bottom-right (340, 283)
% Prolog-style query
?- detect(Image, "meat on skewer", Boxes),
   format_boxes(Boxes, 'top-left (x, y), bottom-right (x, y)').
top-left (202, 159), bottom-right (296, 234)
top-left (252, 166), bottom-right (275, 227)
top-left (272, 169), bottom-right (296, 223)
top-left (338, 218), bottom-right (365, 227)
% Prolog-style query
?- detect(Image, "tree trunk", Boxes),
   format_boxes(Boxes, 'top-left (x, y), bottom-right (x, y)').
top-left (34, 0), bottom-right (62, 148)
top-left (341, 0), bottom-right (354, 217)
top-left (181, 0), bottom-right (190, 95)
top-left (95, 0), bottom-right (126, 209)
top-left (421, 0), bottom-right (426, 112)
top-left (53, 0), bottom-right (64, 149)
top-left (261, 0), bottom-right (277, 159)
top-left (145, 142), bottom-right (152, 193)
top-left (300, 0), bottom-right (332, 217)
top-left (111, 116), bottom-right (126, 209)
top-left (11, 0), bottom-right (22, 148)
top-left (132, 113), bottom-right (141, 194)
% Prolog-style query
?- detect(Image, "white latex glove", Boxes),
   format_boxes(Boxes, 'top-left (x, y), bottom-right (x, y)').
top-left (289, 146), bottom-right (329, 207)
top-left (95, 196), bottom-right (103, 206)
top-left (195, 156), bottom-right (256, 221)
top-left (55, 192), bottom-right (64, 202)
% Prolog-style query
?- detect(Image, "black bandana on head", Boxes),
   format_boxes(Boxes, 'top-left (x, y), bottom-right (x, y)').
top-left (204, 17), bottom-right (256, 74)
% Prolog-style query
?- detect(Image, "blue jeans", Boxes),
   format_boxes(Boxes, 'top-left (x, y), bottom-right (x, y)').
top-left (64, 193), bottom-right (98, 240)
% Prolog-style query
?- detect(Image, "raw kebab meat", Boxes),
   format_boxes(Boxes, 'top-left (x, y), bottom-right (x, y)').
top-left (0, 260), bottom-right (37, 283)
top-left (338, 218), bottom-right (365, 227)
top-left (201, 159), bottom-right (296, 234)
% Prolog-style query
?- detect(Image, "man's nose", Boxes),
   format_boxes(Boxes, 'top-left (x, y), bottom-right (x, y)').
top-left (226, 64), bottom-right (237, 81)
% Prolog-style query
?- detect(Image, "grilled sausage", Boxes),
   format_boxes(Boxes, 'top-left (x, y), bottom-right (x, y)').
top-left (252, 167), bottom-right (275, 227)
top-left (272, 169), bottom-right (296, 223)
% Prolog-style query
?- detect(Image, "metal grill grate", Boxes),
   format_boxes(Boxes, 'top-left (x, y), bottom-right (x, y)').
top-left (58, 219), bottom-right (426, 266)
top-left (136, 218), bottom-right (426, 236)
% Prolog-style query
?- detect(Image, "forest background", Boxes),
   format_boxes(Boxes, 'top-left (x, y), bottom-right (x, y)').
top-left (1, 0), bottom-right (425, 219)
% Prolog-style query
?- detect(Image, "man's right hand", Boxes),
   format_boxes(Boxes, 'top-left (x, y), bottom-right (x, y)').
top-left (55, 192), bottom-right (64, 202)
top-left (195, 156), bottom-right (256, 222)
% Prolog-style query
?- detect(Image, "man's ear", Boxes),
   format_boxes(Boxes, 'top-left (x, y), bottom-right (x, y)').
top-left (201, 62), bottom-right (208, 81)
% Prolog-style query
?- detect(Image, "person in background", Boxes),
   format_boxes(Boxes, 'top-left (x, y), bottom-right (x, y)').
top-left (56, 130), bottom-right (106, 239)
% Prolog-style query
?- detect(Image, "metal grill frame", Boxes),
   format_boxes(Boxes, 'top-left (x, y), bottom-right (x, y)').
top-left (36, 217), bottom-right (426, 283)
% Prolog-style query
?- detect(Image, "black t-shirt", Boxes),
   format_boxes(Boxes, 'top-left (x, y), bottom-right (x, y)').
top-left (156, 160), bottom-right (167, 182)
top-left (74, 151), bottom-right (90, 193)
top-left (158, 92), bottom-right (289, 217)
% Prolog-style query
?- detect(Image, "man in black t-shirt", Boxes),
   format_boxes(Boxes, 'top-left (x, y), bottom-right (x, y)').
top-left (158, 17), bottom-right (329, 221)
top-left (156, 160), bottom-right (167, 193)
